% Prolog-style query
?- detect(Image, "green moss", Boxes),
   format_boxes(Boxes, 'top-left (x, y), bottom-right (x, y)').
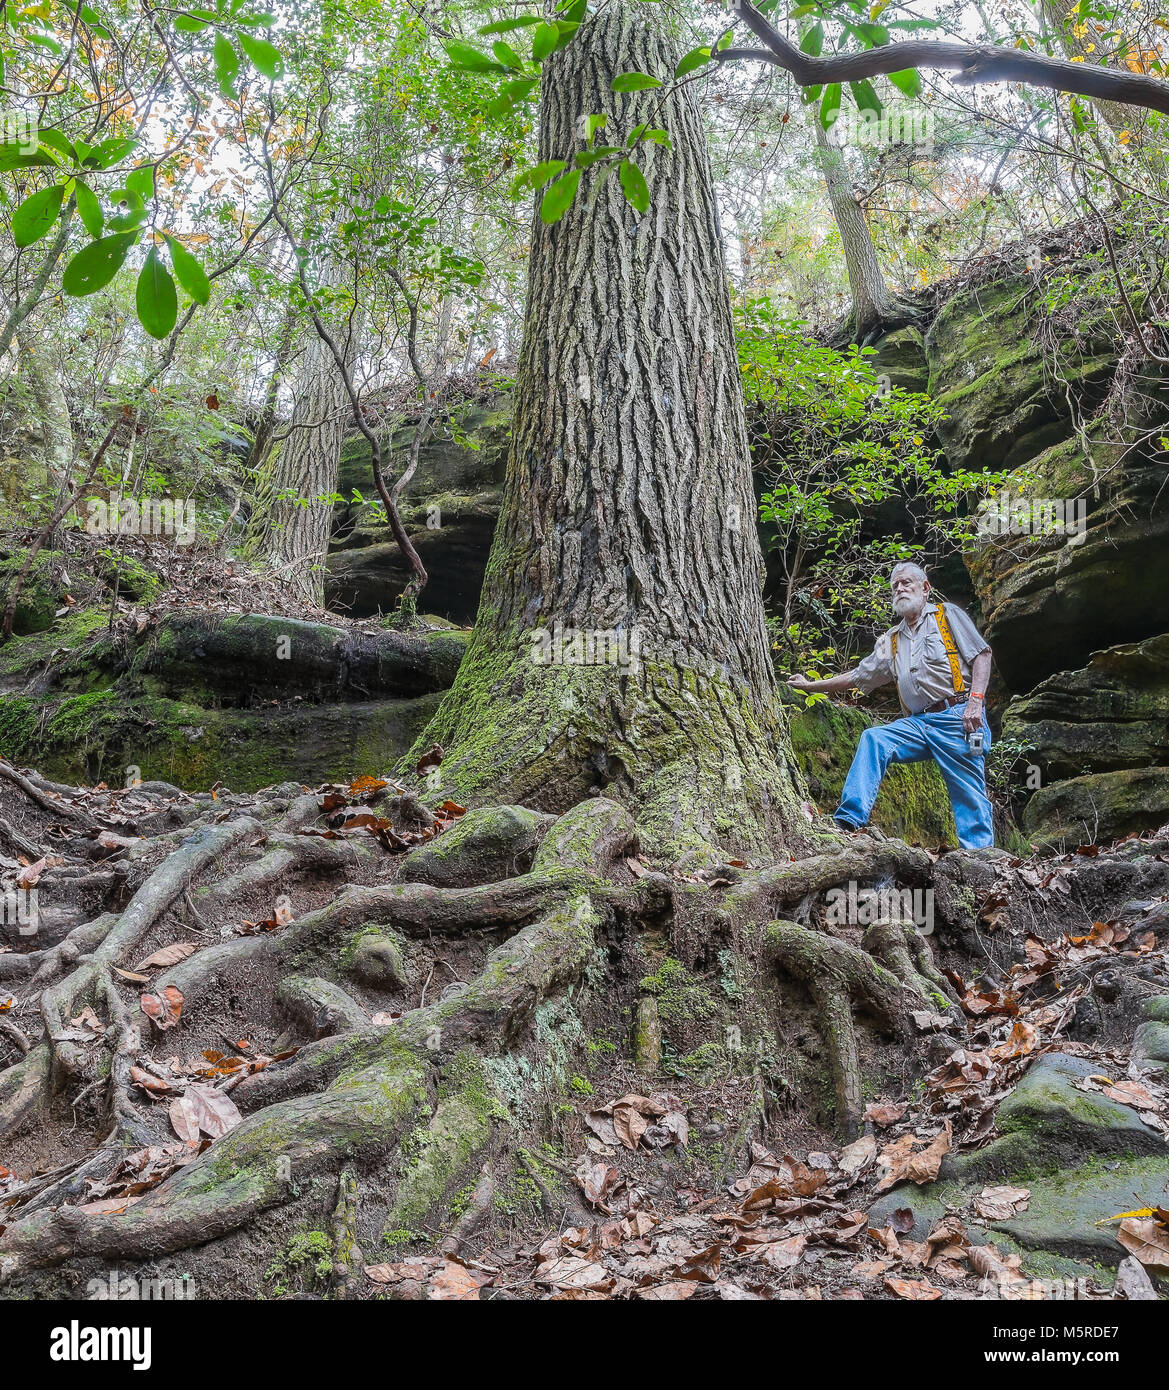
top-left (384, 1049), bottom-right (505, 1239)
top-left (264, 1229), bottom-right (333, 1295)
top-left (639, 957), bottom-right (716, 1024)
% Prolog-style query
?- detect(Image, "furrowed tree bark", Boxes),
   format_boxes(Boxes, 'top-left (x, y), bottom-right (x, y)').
top-left (412, 1), bottom-right (812, 859)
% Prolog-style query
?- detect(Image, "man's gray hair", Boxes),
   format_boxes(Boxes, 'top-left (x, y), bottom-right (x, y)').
top-left (890, 561), bottom-right (928, 585)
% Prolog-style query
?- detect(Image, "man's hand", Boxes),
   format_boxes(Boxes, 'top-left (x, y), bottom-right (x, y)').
top-left (962, 696), bottom-right (984, 735)
top-left (787, 675), bottom-right (815, 691)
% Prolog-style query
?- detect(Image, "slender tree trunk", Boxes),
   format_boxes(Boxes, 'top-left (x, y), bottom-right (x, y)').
top-left (243, 302), bottom-right (357, 608)
top-left (812, 117), bottom-right (906, 342)
top-left (413, 2), bottom-right (811, 859)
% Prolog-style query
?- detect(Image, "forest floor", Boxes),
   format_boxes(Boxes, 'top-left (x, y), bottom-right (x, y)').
top-left (2, 749), bottom-right (1167, 1301)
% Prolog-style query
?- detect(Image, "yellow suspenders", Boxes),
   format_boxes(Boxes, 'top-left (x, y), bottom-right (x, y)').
top-left (889, 604), bottom-right (966, 714)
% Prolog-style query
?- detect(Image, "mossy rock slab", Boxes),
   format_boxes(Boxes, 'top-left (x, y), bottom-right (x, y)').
top-left (1004, 633), bottom-right (1169, 782)
top-left (1022, 767), bottom-right (1169, 848)
top-left (965, 443), bottom-right (1169, 694)
top-left (869, 325), bottom-right (928, 393)
top-left (0, 550), bottom-right (67, 635)
top-left (870, 1051), bottom-right (1169, 1273)
top-left (870, 1156), bottom-right (1169, 1272)
top-left (2, 688), bottom-right (444, 792)
top-left (924, 277), bottom-right (1117, 475)
top-left (133, 611), bottom-right (467, 707)
top-left (398, 804), bottom-right (549, 887)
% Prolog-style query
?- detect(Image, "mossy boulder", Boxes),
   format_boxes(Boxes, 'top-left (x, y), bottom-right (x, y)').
top-left (347, 929), bottom-right (406, 990)
top-left (0, 550), bottom-right (68, 635)
top-left (1004, 633), bottom-right (1169, 783)
top-left (398, 804), bottom-right (550, 887)
top-left (869, 324), bottom-right (928, 393)
top-left (131, 611), bottom-right (468, 708)
top-left (0, 686), bottom-right (444, 791)
top-left (1022, 766), bottom-right (1169, 847)
top-left (925, 277), bottom-right (1118, 475)
top-left (870, 1052), bottom-right (1169, 1274)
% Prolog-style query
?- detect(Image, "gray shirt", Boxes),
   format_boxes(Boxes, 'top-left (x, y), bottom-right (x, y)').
top-left (853, 603), bottom-right (990, 715)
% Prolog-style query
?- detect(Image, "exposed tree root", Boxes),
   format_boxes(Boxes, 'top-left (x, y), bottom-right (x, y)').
top-left (764, 918), bottom-right (926, 1139)
top-left (3, 766), bottom-right (1165, 1297)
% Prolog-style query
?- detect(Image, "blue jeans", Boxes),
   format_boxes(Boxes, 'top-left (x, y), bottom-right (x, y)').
top-left (834, 706), bottom-right (995, 849)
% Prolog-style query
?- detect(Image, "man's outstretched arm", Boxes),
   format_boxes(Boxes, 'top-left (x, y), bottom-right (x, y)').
top-left (787, 669), bottom-right (860, 695)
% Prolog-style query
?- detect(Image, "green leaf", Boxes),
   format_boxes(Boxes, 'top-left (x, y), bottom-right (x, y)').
top-left (164, 233), bottom-right (211, 305)
top-left (487, 77), bottom-right (538, 116)
top-left (444, 40), bottom-right (508, 73)
top-left (491, 39), bottom-right (524, 69)
top-left (575, 145), bottom-right (620, 167)
top-left (581, 113), bottom-right (607, 143)
top-left (887, 68), bottom-right (922, 99)
top-left (511, 159), bottom-right (566, 195)
top-left (674, 46), bottom-right (711, 79)
top-left (539, 168), bottom-right (582, 224)
top-left (84, 136), bottom-right (138, 169)
top-left (618, 159), bottom-right (649, 213)
top-left (531, 21), bottom-right (559, 61)
top-left (35, 129), bottom-right (76, 162)
top-left (79, 4), bottom-right (112, 38)
top-left (819, 83), bottom-right (842, 128)
top-left (611, 71), bottom-right (661, 92)
top-left (716, 27), bottom-right (735, 52)
top-left (12, 184), bottom-right (66, 247)
top-left (126, 165), bottom-right (155, 199)
top-left (238, 32), bottom-right (283, 80)
top-left (136, 245), bottom-right (178, 339)
top-left (627, 124), bottom-right (672, 148)
top-left (174, 9), bottom-right (216, 31)
top-left (850, 78), bottom-right (882, 115)
top-left (478, 16), bottom-right (543, 34)
top-left (214, 34), bottom-right (241, 98)
top-left (62, 231), bottom-right (136, 296)
top-left (74, 181), bottom-right (103, 237)
top-left (849, 21), bottom-right (890, 47)
top-left (0, 146), bottom-right (58, 172)
top-left (799, 22), bottom-right (823, 57)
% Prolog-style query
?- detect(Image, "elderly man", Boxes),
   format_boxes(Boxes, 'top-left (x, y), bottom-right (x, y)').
top-left (787, 562), bottom-right (995, 849)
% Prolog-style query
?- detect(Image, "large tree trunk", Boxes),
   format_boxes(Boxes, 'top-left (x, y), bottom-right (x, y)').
top-left (243, 309), bottom-right (356, 608)
top-left (414, 2), bottom-right (810, 859)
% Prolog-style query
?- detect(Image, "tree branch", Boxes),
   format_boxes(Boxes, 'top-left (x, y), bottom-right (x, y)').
top-left (717, 2), bottom-right (1169, 116)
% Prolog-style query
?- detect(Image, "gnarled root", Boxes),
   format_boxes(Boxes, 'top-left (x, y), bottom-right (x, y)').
top-left (763, 919), bottom-right (924, 1140)
top-left (0, 798), bottom-right (635, 1284)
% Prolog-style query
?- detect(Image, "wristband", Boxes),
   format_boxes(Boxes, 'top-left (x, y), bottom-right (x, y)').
top-left (969, 691), bottom-right (985, 701)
